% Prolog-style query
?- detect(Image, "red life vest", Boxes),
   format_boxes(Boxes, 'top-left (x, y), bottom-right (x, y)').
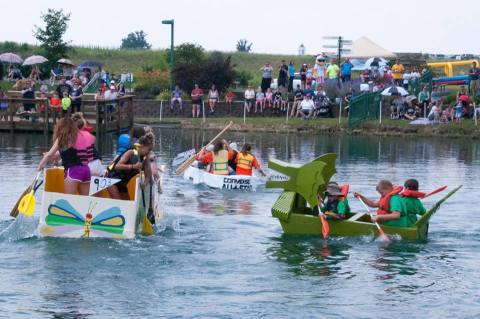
top-left (401, 189), bottom-right (426, 199)
top-left (340, 184), bottom-right (349, 199)
top-left (377, 186), bottom-right (403, 215)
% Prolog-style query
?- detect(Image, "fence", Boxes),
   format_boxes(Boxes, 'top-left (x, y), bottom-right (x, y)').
top-left (348, 92), bottom-right (381, 128)
top-left (409, 70), bottom-right (433, 96)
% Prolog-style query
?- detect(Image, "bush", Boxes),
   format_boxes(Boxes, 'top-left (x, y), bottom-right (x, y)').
top-left (134, 69), bottom-right (170, 98)
top-left (236, 70), bottom-right (253, 87)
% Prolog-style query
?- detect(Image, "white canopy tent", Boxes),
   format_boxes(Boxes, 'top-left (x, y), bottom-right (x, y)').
top-left (343, 36), bottom-right (396, 59)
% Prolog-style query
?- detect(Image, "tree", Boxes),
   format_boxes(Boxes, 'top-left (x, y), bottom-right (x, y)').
top-left (121, 30), bottom-right (152, 49)
top-left (34, 9), bottom-right (71, 69)
top-left (236, 39), bottom-right (252, 53)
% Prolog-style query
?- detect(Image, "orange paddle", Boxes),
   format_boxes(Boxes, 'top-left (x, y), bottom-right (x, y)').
top-left (423, 186), bottom-right (447, 198)
top-left (357, 196), bottom-right (389, 241)
top-left (317, 195), bottom-right (330, 239)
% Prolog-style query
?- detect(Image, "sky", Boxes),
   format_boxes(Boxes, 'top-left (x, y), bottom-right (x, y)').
top-left (1, 0), bottom-right (479, 55)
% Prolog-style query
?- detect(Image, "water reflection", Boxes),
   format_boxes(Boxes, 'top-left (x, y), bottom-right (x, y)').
top-left (267, 236), bottom-right (351, 277)
top-left (371, 241), bottom-right (424, 279)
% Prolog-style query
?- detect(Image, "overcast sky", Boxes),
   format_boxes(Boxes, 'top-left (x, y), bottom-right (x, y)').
top-left (2, 0), bottom-right (479, 55)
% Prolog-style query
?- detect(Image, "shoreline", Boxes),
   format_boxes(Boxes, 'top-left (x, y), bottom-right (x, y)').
top-left (136, 117), bottom-right (480, 139)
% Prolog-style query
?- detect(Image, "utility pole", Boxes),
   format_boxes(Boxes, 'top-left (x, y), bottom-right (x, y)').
top-left (162, 19), bottom-right (175, 90)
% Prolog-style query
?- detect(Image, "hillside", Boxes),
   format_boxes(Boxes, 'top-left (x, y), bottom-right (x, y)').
top-left (0, 42), bottom-right (314, 86)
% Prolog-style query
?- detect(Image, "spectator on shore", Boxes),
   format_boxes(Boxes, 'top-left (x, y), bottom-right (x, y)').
top-left (244, 85), bottom-right (255, 113)
top-left (8, 65), bottom-right (22, 81)
top-left (402, 69), bottom-right (411, 90)
top-left (296, 94), bottom-right (314, 119)
top-left (469, 61), bottom-right (480, 97)
top-left (303, 83), bottom-right (313, 97)
top-left (260, 63), bottom-right (273, 93)
top-left (392, 59), bottom-right (405, 86)
top-left (29, 65), bottom-right (40, 82)
top-left (190, 84), bottom-right (203, 118)
top-left (265, 88), bottom-right (273, 108)
top-left (341, 58), bottom-right (353, 82)
top-left (61, 92), bottom-right (71, 116)
top-left (0, 89), bottom-right (8, 121)
top-left (50, 92), bottom-right (62, 114)
top-left (288, 61), bottom-right (295, 92)
top-left (171, 85), bottom-right (183, 111)
top-left (428, 102), bottom-right (440, 122)
top-left (70, 82), bottom-right (83, 113)
top-left (280, 87), bottom-right (288, 112)
top-left (418, 86), bottom-right (430, 115)
top-left (457, 85), bottom-right (468, 103)
top-left (255, 87), bottom-right (265, 113)
top-left (299, 64), bottom-right (307, 90)
top-left (56, 79), bottom-right (72, 98)
top-left (278, 60), bottom-right (288, 89)
top-left (290, 84), bottom-right (303, 117)
top-left (306, 64), bottom-right (313, 88)
top-left (40, 81), bottom-right (49, 94)
top-left (390, 96), bottom-right (406, 119)
top-left (208, 84), bottom-right (219, 113)
top-left (21, 81), bottom-right (36, 121)
top-left (273, 88), bottom-right (282, 114)
top-left (225, 88), bottom-right (234, 106)
top-left (326, 60), bottom-right (340, 80)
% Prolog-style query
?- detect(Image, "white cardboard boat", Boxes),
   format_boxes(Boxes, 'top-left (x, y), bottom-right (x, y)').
top-left (183, 166), bottom-right (260, 191)
top-left (37, 168), bottom-right (157, 239)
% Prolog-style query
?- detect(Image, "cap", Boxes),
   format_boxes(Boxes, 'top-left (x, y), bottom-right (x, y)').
top-left (206, 144), bottom-right (214, 152)
top-left (326, 183), bottom-right (343, 196)
top-left (230, 142), bottom-right (238, 150)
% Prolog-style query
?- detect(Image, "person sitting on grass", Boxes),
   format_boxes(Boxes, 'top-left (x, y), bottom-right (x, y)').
top-left (244, 85), bottom-right (255, 113)
top-left (255, 87), bottom-right (265, 113)
top-left (401, 179), bottom-right (426, 226)
top-left (320, 182), bottom-right (350, 220)
top-left (296, 94), bottom-right (314, 119)
top-left (354, 180), bottom-right (409, 227)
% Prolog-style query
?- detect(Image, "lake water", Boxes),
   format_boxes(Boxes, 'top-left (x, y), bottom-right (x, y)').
top-left (0, 128), bottom-right (478, 319)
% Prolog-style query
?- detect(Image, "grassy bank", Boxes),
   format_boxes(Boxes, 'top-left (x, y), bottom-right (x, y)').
top-left (136, 117), bottom-right (480, 138)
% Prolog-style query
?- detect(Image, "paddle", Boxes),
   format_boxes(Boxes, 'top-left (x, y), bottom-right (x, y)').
top-left (147, 183), bottom-right (155, 225)
top-left (317, 194), bottom-right (330, 239)
top-left (140, 173), bottom-right (154, 236)
top-left (423, 185), bottom-right (447, 198)
top-left (175, 121), bottom-right (234, 175)
top-left (356, 196), bottom-right (389, 241)
top-left (14, 172), bottom-right (42, 218)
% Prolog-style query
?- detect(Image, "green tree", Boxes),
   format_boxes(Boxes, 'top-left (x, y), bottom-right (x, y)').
top-left (121, 30), bottom-right (152, 49)
top-left (236, 39), bottom-right (252, 52)
top-left (33, 9), bottom-right (71, 69)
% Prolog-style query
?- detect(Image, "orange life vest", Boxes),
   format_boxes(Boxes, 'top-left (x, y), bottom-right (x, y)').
top-left (237, 153), bottom-right (254, 169)
top-left (377, 186), bottom-right (403, 215)
top-left (340, 184), bottom-right (349, 199)
top-left (401, 189), bottom-right (426, 199)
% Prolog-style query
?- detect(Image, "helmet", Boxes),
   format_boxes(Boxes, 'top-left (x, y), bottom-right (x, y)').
top-left (117, 134), bottom-right (131, 155)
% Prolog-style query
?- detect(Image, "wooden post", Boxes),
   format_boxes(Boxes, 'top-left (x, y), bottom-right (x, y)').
top-left (129, 96), bottom-right (134, 128)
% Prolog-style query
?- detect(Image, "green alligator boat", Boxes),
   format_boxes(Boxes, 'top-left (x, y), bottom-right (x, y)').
top-left (267, 153), bottom-right (461, 240)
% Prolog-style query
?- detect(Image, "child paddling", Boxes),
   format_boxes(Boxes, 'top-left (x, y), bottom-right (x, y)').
top-left (320, 182), bottom-right (350, 220)
top-left (354, 180), bottom-right (409, 227)
top-left (401, 179), bottom-right (426, 225)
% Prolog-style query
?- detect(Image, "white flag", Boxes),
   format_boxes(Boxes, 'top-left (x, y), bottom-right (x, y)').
top-left (89, 176), bottom-right (121, 196)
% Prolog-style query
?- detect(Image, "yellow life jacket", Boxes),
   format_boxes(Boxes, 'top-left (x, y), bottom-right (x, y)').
top-left (212, 149), bottom-right (229, 175)
top-left (236, 152), bottom-right (254, 171)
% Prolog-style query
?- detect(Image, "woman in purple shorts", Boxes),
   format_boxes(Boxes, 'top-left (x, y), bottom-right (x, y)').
top-left (37, 117), bottom-right (93, 195)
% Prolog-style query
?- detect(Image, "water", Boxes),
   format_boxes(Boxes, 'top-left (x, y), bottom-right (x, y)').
top-left (0, 129), bottom-right (479, 318)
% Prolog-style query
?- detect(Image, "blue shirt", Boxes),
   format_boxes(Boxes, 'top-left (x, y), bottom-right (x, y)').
top-left (288, 65), bottom-right (295, 77)
top-left (341, 62), bottom-right (353, 76)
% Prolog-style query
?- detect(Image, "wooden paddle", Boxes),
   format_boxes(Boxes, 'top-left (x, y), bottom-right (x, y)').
top-left (11, 172), bottom-right (41, 218)
top-left (317, 194), bottom-right (330, 239)
top-left (423, 185), bottom-right (447, 198)
top-left (175, 121), bottom-right (234, 175)
top-left (357, 196), bottom-right (389, 241)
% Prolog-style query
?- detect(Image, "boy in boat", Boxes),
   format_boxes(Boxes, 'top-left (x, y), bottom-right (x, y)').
top-left (107, 132), bottom-right (154, 200)
top-left (320, 182), bottom-right (350, 219)
top-left (226, 141), bottom-right (238, 173)
top-left (401, 179), bottom-right (426, 225)
top-left (235, 143), bottom-right (266, 176)
top-left (354, 180), bottom-right (409, 227)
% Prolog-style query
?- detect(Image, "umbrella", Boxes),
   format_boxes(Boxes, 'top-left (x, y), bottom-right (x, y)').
top-left (57, 58), bottom-right (74, 66)
top-left (23, 55), bottom-right (48, 66)
top-left (0, 52), bottom-right (23, 64)
top-left (381, 86), bottom-right (409, 97)
top-left (78, 60), bottom-right (102, 68)
top-left (364, 57), bottom-right (387, 69)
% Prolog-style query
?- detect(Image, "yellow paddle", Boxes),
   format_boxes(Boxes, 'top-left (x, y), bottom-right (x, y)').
top-left (17, 172), bottom-right (42, 218)
top-left (140, 173), bottom-right (154, 236)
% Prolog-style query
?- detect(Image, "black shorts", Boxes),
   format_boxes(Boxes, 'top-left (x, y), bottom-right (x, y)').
top-left (192, 100), bottom-right (201, 105)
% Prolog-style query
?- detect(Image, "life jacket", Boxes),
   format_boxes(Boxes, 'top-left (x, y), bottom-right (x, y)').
top-left (340, 184), bottom-right (349, 199)
top-left (401, 189), bottom-right (426, 199)
top-left (107, 144), bottom-right (143, 182)
top-left (236, 152), bottom-right (255, 171)
top-left (377, 186), bottom-right (403, 215)
top-left (212, 149), bottom-right (229, 175)
top-left (75, 131), bottom-right (95, 165)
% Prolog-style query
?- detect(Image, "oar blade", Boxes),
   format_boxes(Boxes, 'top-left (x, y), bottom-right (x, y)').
top-left (18, 192), bottom-right (36, 217)
top-left (320, 214), bottom-right (329, 239)
top-left (142, 214), bottom-right (154, 236)
top-left (10, 186), bottom-right (32, 218)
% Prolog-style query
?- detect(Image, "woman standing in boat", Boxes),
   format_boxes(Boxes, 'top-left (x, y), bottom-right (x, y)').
top-left (107, 132), bottom-right (154, 200)
top-left (235, 143), bottom-right (266, 177)
top-left (37, 117), bottom-right (94, 195)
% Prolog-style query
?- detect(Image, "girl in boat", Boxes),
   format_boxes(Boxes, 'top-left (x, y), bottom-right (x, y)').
top-left (235, 143), bottom-right (266, 176)
top-left (71, 112), bottom-right (105, 176)
top-left (320, 182), bottom-right (350, 219)
top-left (199, 140), bottom-right (233, 175)
top-left (354, 180), bottom-right (409, 227)
top-left (107, 132), bottom-right (154, 200)
top-left (401, 179), bottom-right (426, 225)
top-left (37, 117), bottom-right (94, 195)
